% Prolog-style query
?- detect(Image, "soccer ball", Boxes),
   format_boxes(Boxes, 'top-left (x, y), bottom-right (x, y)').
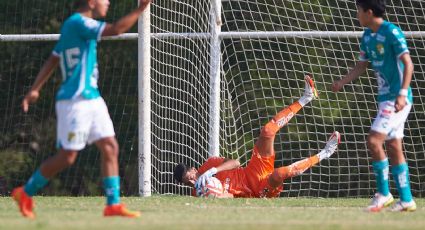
top-left (197, 177), bottom-right (224, 198)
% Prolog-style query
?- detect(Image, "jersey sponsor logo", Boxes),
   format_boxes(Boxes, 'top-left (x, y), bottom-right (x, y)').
top-left (376, 34), bottom-right (386, 42)
top-left (276, 112), bottom-right (294, 127)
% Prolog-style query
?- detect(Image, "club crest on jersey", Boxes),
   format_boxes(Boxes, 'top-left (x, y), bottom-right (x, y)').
top-left (376, 44), bottom-right (384, 55)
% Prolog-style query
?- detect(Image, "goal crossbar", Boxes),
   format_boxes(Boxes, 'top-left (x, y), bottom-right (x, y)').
top-left (2, 31), bottom-right (425, 42)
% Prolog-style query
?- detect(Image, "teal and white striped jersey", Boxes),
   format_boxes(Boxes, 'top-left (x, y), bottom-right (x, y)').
top-left (52, 13), bottom-right (106, 101)
top-left (359, 20), bottom-right (412, 103)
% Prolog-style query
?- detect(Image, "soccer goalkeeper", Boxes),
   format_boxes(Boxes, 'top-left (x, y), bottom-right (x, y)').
top-left (332, 0), bottom-right (416, 212)
top-left (174, 76), bottom-right (340, 198)
top-left (12, 0), bottom-right (151, 219)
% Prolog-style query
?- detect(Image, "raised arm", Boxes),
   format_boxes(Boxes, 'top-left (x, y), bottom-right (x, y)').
top-left (22, 55), bottom-right (60, 113)
top-left (332, 61), bottom-right (369, 92)
top-left (102, 0), bottom-right (151, 36)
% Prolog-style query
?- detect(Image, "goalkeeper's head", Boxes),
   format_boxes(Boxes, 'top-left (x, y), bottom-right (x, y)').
top-left (356, 0), bottom-right (386, 17)
top-left (174, 163), bottom-right (198, 186)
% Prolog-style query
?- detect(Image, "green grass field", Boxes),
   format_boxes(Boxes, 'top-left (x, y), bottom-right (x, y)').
top-left (0, 196), bottom-right (424, 230)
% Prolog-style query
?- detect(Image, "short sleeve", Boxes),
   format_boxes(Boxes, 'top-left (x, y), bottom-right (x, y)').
top-left (198, 157), bottom-right (225, 174)
top-left (388, 27), bottom-right (409, 58)
top-left (73, 16), bottom-right (106, 41)
top-left (52, 37), bottom-right (63, 56)
top-left (359, 33), bottom-right (369, 61)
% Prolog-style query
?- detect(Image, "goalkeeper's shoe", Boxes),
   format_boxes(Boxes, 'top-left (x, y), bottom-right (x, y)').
top-left (365, 193), bottom-right (394, 212)
top-left (318, 131), bottom-right (341, 161)
top-left (104, 204), bottom-right (141, 218)
top-left (388, 200), bottom-right (417, 212)
top-left (303, 75), bottom-right (319, 100)
top-left (11, 186), bottom-right (35, 219)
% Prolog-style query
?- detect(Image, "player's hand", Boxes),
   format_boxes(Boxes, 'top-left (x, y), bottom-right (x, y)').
top-left (331, 80), bottom-right (344, 92)
top-left (394, 95), bottom-right (407, 112)
top-left (195, 167), bottom-right (217, 189)
top-left (22, 90), bottom-right (40, 113)
top-left (139, 0), bottom-right (151, 9)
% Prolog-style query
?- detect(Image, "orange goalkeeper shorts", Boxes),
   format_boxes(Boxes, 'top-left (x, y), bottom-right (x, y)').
top-left (244, 146), bottom-right (283, 198)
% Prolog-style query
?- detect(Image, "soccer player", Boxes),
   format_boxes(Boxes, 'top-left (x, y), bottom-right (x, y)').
top-left (12, 0), bottom-right (151, 218)
top-left (332, 0), bottom-right (416, 212)
top-left (174, 76), bottom-right (341, 198)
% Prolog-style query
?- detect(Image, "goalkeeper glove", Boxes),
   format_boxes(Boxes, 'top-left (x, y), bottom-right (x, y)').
top-left (195, 167), bottom-right (218, 190)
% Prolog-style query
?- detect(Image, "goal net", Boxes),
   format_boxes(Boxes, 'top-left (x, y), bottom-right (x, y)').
top-left (1, 0), bottom-right (425, 198)
top-left (150, 0), bottom-right (425, 197)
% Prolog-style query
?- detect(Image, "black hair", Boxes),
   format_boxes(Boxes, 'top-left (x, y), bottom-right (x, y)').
top-left (173, 163), bottom-right (189, 183)
top-left (74, 0), bottom-right (88, 9)
top-left (356, 0), bottom-right (386, 17)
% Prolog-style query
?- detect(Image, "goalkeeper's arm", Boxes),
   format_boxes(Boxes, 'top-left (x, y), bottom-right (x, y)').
top-left (216, 158), bottom-right (241, 172)
top-left (332, 61), bottom-right (368, 92)
top-left (195, 159), bottom-right (240, 188)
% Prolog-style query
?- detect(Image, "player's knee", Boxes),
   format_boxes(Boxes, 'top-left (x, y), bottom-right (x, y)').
top-left (103, 138), bottom-right (120, 159)
top-left (385, 140), bottom-right (400, 153)
top-left (261, 122), bottom-right (277, 138)
top-left (367, 135), bottom-right (381, 151)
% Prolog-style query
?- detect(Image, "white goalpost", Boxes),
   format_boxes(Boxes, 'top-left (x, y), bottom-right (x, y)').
top-left (1, 0), bottom-right (425, 198)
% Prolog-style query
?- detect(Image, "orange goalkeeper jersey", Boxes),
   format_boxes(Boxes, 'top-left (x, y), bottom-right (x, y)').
top-left (192, 150), bottom-right (283, 198)
top-left (193, 157), bottom-right (254, 198)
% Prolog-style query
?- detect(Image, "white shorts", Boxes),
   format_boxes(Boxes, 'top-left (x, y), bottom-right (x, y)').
top-left (371, 100), bottom-right (411, 140)
top-left (56, 97), bottom-right (115, 151)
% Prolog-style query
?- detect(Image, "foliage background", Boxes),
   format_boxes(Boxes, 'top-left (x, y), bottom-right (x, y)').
top-left (1, 0), bottom-right (425, 197)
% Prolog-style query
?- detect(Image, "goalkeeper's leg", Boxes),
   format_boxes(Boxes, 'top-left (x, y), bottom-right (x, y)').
top-left (256, 75), bottom-right (318, 157)
top-left (268, 131), bottom-right (340, 187)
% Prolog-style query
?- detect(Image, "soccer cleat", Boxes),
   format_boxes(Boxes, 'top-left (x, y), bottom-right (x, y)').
top-left (318, 131), bottom-right (341, 161)
top-left (103, 204), bottom-right (141, 218)
top-left (303, 75), bottom-right (319, 100)
top-left (365, 193), bottom-right (394, 212)
top-left (11, 186), bottom-right (35, 219)
top-left (388, 200), bottom-right (417, 212)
